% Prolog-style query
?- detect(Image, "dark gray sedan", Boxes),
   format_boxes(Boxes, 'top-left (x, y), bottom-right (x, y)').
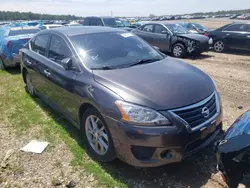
top-left (21, 26), bottom-right (222, 167)
top-left (132, 23), bottom-right (212, 58)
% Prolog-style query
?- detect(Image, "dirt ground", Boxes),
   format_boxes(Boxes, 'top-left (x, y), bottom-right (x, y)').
top-left (1, 19), bottom-right (250, 188)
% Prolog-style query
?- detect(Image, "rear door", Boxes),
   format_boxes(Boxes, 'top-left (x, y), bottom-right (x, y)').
top-left (152, 24), bottom-right (171, 51)
top-left (223, 24), bottom-right (248, 49)
top-left (23, 34), bottom-right (50, 96)
top-left (243, 24), bottom-right (250, 50)
top-left (42, 34), bottom-right (80, 119)
top-left (133, 24), bottom-right (156, 46)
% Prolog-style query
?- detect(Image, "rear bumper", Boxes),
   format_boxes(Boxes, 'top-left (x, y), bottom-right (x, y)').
top-left (0, 53), bottom-right (21, 68)
top-left (107, 110), bottom-right (223, 167)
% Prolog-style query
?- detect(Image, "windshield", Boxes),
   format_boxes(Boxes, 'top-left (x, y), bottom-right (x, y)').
top-left (165, 24), bottom-right (189, 34)
top-left (192, 23), bottom-right (207, 30)
top-left (70, 32), bottom-right (163, 69)
top-left (103, 18), bottom-right (125, 27)
top-left (8, 29), bottom-right (40, 36)
top-left (122, 21), bottom-right (131, 27)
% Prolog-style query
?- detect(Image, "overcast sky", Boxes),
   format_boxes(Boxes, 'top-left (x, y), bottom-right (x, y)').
top-left (1, 0), bottom-right (250, 17)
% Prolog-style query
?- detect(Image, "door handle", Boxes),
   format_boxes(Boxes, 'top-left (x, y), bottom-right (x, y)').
top-left (247, 35), bottom-right (250, 38)
top-left (226, 33), bottom-right (230, 36)
top-left (44, 70), bottom-right (51, 76)
top-left (25, 60), bottom-right (32, 65)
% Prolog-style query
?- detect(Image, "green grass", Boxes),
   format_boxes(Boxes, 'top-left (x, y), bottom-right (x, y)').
top-left (0, 69), bottom-right (126, 188)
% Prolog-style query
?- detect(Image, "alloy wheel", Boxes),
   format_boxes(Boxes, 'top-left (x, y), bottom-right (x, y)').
top-left (214, 41), bottom-right (224, 52)
top-left (85, 115), bottom-right (109, 155)
top-left (26, 74), bottom-right (34, 96)
top-left (173, 46), bottom-right (183, 57)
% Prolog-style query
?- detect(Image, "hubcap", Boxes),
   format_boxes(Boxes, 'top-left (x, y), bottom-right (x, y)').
top-left (173, 46), bottom-right (182, 57)
top-left (85, 115), bottom-right (109, 155)
top-left (214, 41), bottom-right (224, 52)
top-left (26, 75), bottom-right (34, 95)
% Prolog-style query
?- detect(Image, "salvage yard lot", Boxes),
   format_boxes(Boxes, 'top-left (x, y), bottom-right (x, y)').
top-left (0, 51), bottom-right (249, 188)
top-left (0, 19), bottom-right (250, 188)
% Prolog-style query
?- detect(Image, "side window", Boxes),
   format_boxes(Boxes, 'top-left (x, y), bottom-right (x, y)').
top-left (30, 37), bottom-right (36, 50)
top-left (32, 35), bottom-right (49, 56)
top-left (224, 24), bottom-right (245, 32)
top-left (89, 18), bottom-right (97, 26)
top-left (83, 18), bottom-right (90, 25)
top-left (142, 24), bottom-right (153, 32)
top-left (97, 19), bottom-right (103, 26)
top-left (244, 25), bottom-right (250, 32)
top-left (154, 25), bottom-right (167, 34)
top-left (48, 35), bottom-right (72, 64)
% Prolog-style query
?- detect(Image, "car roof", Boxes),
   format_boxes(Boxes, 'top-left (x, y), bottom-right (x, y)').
top-left (39, 26), bottom-right (125, 37)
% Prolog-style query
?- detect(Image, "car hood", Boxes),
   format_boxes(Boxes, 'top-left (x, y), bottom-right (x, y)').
top-left (93, 57), bottom-right (215, 110)
top-left (176, 33), bottom-right (209, 43)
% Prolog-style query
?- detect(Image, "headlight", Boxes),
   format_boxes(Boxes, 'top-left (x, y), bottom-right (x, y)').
top-left (115, 100), bottom-right (171, 126)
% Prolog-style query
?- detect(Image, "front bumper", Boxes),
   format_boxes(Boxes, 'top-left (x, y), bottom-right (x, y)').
top-left (106, 110), bottom-right (223, 167)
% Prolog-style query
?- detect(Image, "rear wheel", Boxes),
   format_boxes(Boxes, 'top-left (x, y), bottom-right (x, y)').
top-left (0, 57), bottom-right (5, 70)
top-left (213, 40), bottom-right (225, 52)
top-left (81, 107), bottom-right (116, 162)
top-left (171, 43), bottom-right (186, 58)
top-left (25, 73), bottom-right (36, 97)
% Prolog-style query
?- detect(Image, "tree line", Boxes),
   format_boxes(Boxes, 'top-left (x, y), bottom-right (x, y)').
top-left (0, 11), bottom-right (83, 21)
top-left (191, 8), bottom-right (250, 16)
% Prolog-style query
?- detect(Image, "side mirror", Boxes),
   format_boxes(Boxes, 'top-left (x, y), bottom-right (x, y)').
top-left (61, 58), bottom-right (72, 70)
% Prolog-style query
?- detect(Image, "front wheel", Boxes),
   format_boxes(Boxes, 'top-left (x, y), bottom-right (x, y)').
top-left (213, 40), bottom-right (225, 52)
top-left (171, 43), bottom-right (187, 58)
top-left (81, 107), bottom-right (116, 162)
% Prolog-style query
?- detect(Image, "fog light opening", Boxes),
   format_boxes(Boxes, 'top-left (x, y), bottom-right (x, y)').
top-left (161, 150), bottom-right (173, 159)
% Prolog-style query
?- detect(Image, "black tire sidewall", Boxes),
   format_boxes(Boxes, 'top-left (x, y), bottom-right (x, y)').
top-left (80, 107), bottom-right (116, 162)
top-left (172, 43), bottom-right (187, 58)
top-left (0, 57), bottom-right (5, 70)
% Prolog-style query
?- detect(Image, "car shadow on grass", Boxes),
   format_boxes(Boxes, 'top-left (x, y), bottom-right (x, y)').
top-left (5, 66), bottom-right (21, 75)
top-left (33, 97), bottom-right (223, 188)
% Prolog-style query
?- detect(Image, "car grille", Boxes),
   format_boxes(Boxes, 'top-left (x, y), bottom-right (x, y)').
top-left (172, 93), bottom-right (217, 129)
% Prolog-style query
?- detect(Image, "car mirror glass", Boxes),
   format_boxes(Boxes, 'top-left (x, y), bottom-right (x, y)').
top-left (61, 58), bottom-right (72, 70)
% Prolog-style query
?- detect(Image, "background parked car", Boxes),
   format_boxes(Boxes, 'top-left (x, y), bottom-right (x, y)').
top-left (132, 23), bottom-right (212, 58)
top-left (39, 24), bottom-right (63, 30)
top-left (0, 26), bottom-right (40, 69)
top-left (20, 26), bottom-right (222, 167)
top-left (82, 16), bottom-right (133, 31)
top-left (207, 22), bottom-right (250, 52)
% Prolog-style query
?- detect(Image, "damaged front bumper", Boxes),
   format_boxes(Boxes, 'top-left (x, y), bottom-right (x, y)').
top-left (216, 109), bottom-right (250, 188)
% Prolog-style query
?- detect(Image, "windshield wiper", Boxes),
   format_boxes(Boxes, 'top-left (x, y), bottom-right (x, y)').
top-left (92, 66), bottom-right (112, 70)
top-left (125, 58), bottom-right (161, 68)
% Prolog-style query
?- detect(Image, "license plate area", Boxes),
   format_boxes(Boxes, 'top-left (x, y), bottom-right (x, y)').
top-left (200, 121), bottom-right (216, 139)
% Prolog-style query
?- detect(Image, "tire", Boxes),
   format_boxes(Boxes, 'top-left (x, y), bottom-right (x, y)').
top-left (213, 40), bottom-right (225, 52)
top-left (171, 43), bottom-right (187, 58)
top-left (0, 57), bottom-right (5, 70)
top-left (25, 73), bottom-right (36, 97)
top-left (81, 107), bottom-right (116, 162)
